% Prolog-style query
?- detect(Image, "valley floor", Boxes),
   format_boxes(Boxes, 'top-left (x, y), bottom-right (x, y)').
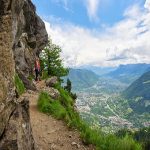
top-left (23, 81), bottom-right (94, 150)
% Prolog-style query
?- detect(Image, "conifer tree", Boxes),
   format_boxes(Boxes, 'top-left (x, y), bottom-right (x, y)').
top-left (64, 78), bottom-right (72, 93)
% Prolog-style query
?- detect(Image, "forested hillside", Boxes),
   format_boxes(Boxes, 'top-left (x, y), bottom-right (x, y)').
top-left (65, 68), bottom-right (99, 91)
top-left (123, 71), bottom-right (150, 114)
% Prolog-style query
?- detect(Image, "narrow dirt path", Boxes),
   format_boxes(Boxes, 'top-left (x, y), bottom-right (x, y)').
top-left (23, 81), bottom-right (94, 150)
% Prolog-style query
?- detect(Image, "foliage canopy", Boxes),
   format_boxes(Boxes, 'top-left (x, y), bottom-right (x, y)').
top-left (40, 39), bottom-right (68, 78)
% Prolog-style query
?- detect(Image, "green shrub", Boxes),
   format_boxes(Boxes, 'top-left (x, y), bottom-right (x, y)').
top-left (55, 84), bottom-right (73, 108)
top-left (80, 125), bottom-right (103, 146)
top-left (134, 127), bottom-right (150, 150)
top-left (117, 135), bottom-right (142, 150)
top-left (38, 92), bottom-right (66, 119)
top-left (28, 74), bottom-right (34, 81)
top-left (100, 134), bottom-right (141, 150)
top-left (116, 127), bottom-right (150, 150)
top-left (37, 92), bottom-right (51, 112)
top-left (115, 128), bottom-right (133, 138)
top-left (14, 74), bottom-right (25, 96)
top-left (41, 70), bottom-right (50, 80)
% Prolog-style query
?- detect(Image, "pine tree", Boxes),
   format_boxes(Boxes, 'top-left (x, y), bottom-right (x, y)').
top-left (64, 78), bottom-right (77, 100)
top-left (64, 78), bottom-right (72, 93)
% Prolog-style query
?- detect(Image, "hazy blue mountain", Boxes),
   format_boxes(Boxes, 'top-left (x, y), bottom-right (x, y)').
top-left (106, 63), bottom-right (150, 84)
top-left (77, 65), bottom-right (116, 76)
top-left (123, 71), bottom-right (150, 114)
top-left (65, 68), bottom-right (99, 91)
top-left (146, 67), bottom-right (150, 72)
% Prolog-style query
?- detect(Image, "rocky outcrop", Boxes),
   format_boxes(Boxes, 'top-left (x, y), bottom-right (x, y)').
top-left (45, 76), bottom-right (58, 87)
top-left (0, 99), bottom-right (35, 150)
top-left (0, 0), bottom-right (48, 149)
top-left (44, 87), bottom-right (60, 100)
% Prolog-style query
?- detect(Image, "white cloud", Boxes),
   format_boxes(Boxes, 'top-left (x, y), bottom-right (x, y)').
top-left (44, 1), bottom-right (150, 67)
top-left (144, 0), bottom-right (150, 11)
top-left (84, 0), bottom-right (101, 22)
top-left (51, 0), bottom-right (101, 21)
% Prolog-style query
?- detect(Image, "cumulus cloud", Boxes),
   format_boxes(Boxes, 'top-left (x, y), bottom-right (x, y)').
top-left (50, 0), bottom-right (101, 21)
top-left (44, 1), bottom-right (150, 67)
top-left (144, 0), bottom-right (150, 11)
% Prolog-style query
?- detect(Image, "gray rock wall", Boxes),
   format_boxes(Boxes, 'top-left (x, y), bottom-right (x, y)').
top-left (12, 0), bottom-right (48, 90)
top-left (0, 0), bottom-right (48, 149)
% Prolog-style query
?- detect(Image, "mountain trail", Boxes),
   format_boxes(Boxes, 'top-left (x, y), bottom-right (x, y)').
top-left (22, 80), bottom-right (94, 150)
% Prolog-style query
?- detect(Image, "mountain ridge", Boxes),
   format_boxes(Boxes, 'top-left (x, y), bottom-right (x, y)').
top-left (65, 68), bottom-right (99, 91)
top-left (122, 70), bottom-right (150, 114)
top-left (105, 63), bottom-right (150, 84)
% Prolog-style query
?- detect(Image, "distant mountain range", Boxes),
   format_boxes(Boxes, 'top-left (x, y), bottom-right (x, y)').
top-left (65, 63), bottom-right (150, 92)
top-left (65, 68), bottom-right (99, 91)
top-left (123, 70), bottom-right (150, 114)
top-left (105, 63), bottom-right (150, 84)
top-left (78, 65), bottom-right (116, 76)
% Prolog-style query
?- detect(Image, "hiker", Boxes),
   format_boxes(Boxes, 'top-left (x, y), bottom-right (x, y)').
top-left (34, 56), bottom-right (40, 82)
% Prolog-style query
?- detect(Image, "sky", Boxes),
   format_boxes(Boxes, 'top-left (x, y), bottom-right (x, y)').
top-left (32, 0), bottom-right (150, 67)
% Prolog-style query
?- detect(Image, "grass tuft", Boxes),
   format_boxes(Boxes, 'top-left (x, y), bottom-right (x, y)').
top-left (14, 74), bottom-right (25, 96)
top-left (38, 92), bottom-right (66, 119)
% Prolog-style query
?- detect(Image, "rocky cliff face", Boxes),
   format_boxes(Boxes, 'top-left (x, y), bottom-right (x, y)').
top-left (0, 0), bottom-right (48, 149)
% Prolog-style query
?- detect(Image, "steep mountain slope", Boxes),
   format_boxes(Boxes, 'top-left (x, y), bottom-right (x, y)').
top-left (65, 69), bottom-right (99, 91)
top-left (123, 71), bottom-right (150, 114)
top-left (106, 64), bottom-right (150, 84)
top-left (0, 0), bottom-right (47, 149)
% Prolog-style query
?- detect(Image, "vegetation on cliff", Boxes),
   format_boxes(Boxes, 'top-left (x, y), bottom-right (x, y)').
top-left (122, 71), bottom-right (150, 114)
top-left (40, 39), bottom-right (68, 79)
top-left (14, 74), bottom-right (26, 96)
top-left (116, 127), bottom-right (150, 150)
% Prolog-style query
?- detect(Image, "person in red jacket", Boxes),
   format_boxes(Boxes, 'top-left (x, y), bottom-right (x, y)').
top-left (34, 56), bottom-right (40, 82)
